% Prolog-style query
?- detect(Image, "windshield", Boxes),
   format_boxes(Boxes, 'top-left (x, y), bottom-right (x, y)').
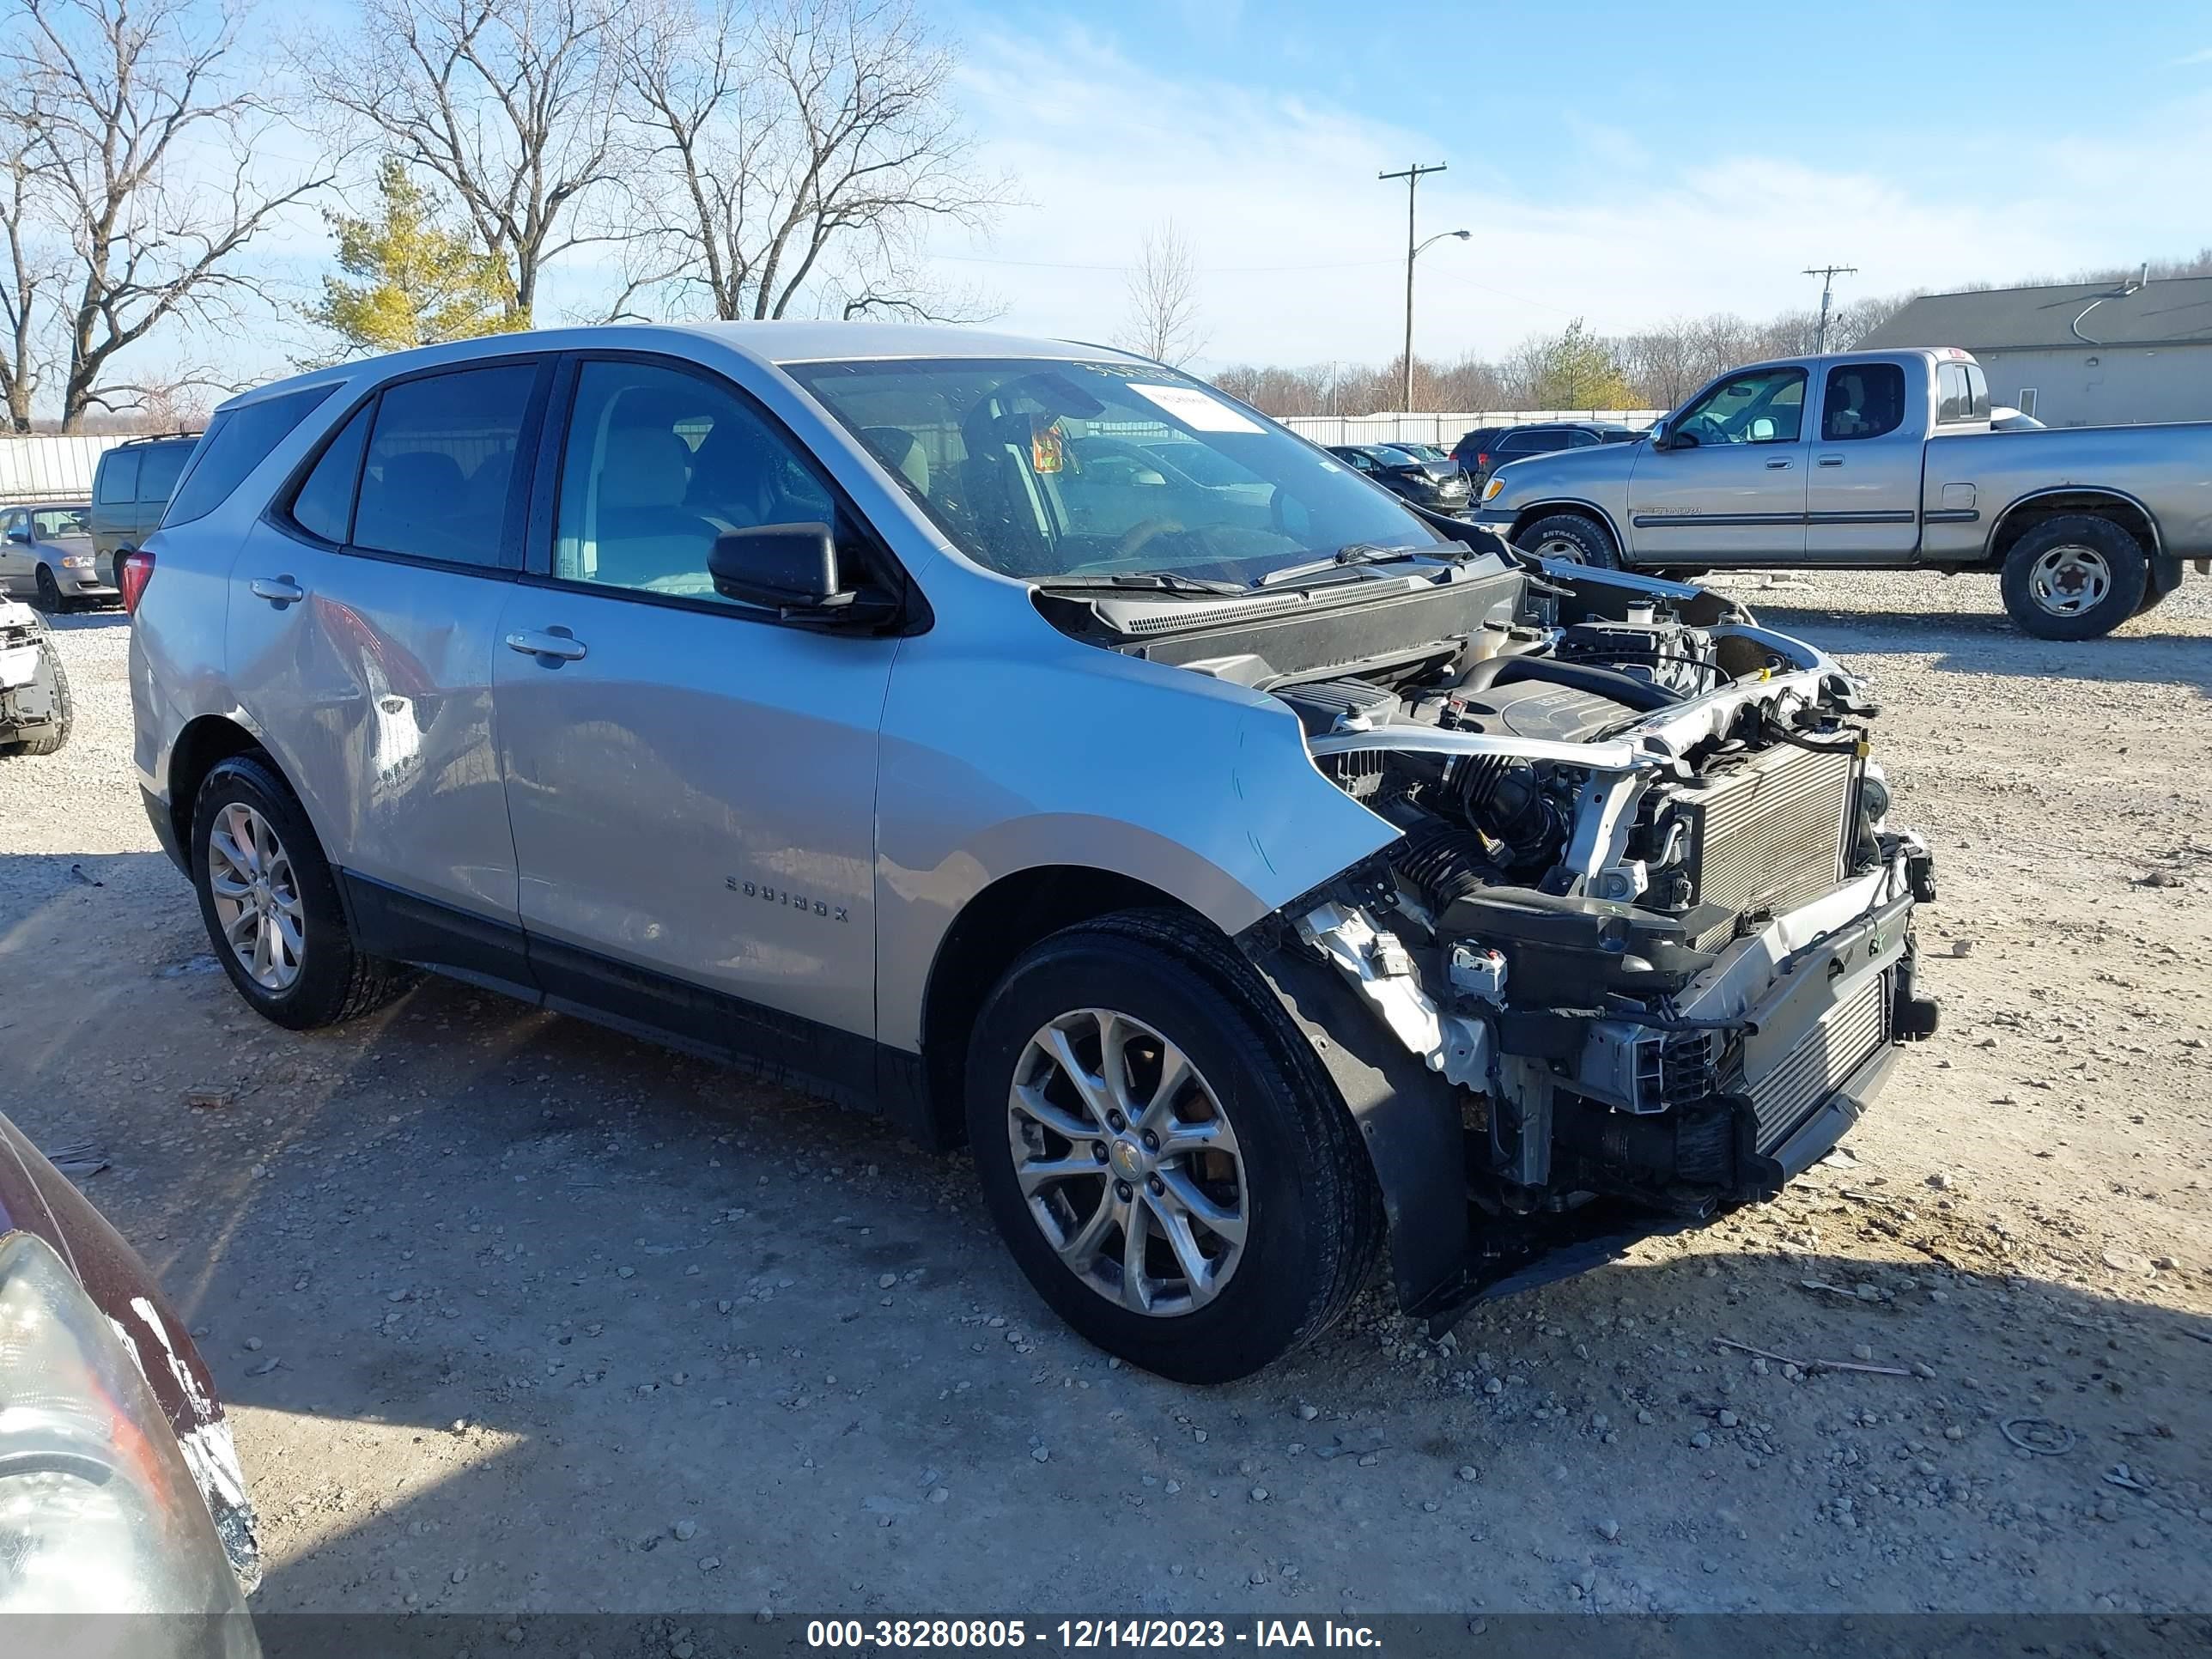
top-left (32, 507), bottom-right (88, 538)
top-left (787, 357), bottom-right (1447, 585)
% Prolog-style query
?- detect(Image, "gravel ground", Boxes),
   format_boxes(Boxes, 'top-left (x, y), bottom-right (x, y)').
top-left (1, 573), bottom-right (2209, 1618)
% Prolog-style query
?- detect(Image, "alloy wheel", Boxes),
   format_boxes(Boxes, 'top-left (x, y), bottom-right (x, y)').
top-left (205, 802), bottom-right (306, 992)
top-left (2027, 543), bottom-right (2112, 617)
top-left (1006, 1007), bottom-right (1249, 1316)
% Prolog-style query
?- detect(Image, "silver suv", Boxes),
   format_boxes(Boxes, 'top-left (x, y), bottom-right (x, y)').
top-left (129, 324), bottom-right (1939, 1381)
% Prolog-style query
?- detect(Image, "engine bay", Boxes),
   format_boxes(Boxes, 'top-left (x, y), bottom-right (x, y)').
top-left (1035, 550), bottom-right (1938, 1249)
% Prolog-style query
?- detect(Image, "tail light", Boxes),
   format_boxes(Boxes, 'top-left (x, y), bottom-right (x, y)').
top-left (1475, 452), bottom-right (1491, 470)
top-left (118, 548), bottom-right (155, 614)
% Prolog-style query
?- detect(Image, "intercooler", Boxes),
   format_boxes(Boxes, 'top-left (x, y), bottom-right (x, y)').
top-left (1676, 743), bottom-right (1857, 950)
top-left (1729, 969), bottom-right (1893, 1150)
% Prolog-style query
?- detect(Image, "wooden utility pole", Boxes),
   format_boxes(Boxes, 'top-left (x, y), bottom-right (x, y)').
top-left (1382, 162), bottom-right (1448, 411)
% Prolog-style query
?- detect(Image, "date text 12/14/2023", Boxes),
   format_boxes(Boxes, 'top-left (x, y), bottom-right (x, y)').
top-left (805, 1620), bottom-right (1385, 1650)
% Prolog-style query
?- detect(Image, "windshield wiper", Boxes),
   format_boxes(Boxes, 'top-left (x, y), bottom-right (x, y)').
top-left (1036, 572), bottom-right (1247, 596)
top-left (1254, 542), bottom-right (1422, 587)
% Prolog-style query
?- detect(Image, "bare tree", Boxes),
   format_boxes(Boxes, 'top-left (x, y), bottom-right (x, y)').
top-left (0, 112), bottom-right (64, 432)
top-left (1116, 221), bottom-right (1206, 368)
top-left (297, 0), bottom-right (621, 323)
top-left (8, 0), bottom-right (333, 430)
top-left (616, 0), bottom-right (1004, 324)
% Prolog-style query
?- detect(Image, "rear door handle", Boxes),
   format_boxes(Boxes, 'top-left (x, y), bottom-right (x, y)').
top-left (1764, 458), bottom-right (1794, 470)
top-left (506, 628), bottom-right (588, 662)
top-left (1816, 453), bottom-right (1845, 467)
top-left (248, 576), bottom-right (305, 605)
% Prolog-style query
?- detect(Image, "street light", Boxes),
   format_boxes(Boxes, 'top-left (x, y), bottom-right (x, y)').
top-left (1402, 228), bottom-right (1471, 413)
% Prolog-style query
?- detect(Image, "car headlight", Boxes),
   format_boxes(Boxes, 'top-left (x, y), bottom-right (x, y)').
top-left (0, 1231), bottom-right (258, 1647)
top-left (59, 555), bottom-right (93, 569)
top-left (1481, 477), bottom-right (1505, 503)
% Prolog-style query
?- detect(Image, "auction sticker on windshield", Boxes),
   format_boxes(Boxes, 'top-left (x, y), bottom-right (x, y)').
top-left (1127, 382), bottom-right (1263, 434)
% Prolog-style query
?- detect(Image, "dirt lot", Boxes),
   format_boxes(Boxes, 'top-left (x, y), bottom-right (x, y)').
top-left (3, 573), bottom-right (2209, 1618)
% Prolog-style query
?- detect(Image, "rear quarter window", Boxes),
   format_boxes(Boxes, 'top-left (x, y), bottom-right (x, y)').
top-left (164, 386), bottom-right (338, 529)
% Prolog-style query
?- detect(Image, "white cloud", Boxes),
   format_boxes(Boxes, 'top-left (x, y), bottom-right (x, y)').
top-left (935, 27), bottom-right (2212, 369)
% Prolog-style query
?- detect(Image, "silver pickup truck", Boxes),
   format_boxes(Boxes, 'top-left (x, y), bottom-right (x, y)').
top-left (1469, 346), bottom-right (2211, 638)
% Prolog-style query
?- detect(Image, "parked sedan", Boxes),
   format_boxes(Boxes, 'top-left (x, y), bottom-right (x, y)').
top-left (1325, 443), bottom-right (1472, 513)
top-left (0, 500), bottom-right (115, 610)
top-left (0, 1109), bottom-right (260, 1632)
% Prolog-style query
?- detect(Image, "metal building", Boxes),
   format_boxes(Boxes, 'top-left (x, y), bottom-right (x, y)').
top-left (1859, 274), bottom-right (2212, 427)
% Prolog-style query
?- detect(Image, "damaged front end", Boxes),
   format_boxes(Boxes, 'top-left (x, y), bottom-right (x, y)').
top-left (1237, 562), bottom-right (1940, 1327)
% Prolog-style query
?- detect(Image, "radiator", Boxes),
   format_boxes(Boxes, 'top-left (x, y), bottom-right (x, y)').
top-left (1678, 743), bottom-right (1856, 948)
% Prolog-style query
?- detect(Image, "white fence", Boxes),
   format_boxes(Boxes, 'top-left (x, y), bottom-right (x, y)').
top-left (0, 434), bottom-right (130, 502)
top-left (1279, 410), bottom-right (1667, 447)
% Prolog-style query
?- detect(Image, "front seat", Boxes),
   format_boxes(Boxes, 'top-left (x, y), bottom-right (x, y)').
top-left (858, 426), bottom-right (929, 497)
top-left (588, 425), bottom-right (720, 591)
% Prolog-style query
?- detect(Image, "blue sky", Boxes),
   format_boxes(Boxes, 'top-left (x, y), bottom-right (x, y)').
top-left (86, 1), bottom-right (2212, 392)
top-left (906, 0), bottom-right (2212, 368)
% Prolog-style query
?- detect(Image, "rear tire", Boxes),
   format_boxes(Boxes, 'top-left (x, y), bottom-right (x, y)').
top-left (1999, 515), bottom-right (2148, 640)
top-left (1515, 513), bottom-right (1620, 569)
top-left (9, 635), bottom-right (72, 756)
top-left (964, 911), bottom-right (1382, 1382)
top-left (190, 755), bottom-right (416, 1030)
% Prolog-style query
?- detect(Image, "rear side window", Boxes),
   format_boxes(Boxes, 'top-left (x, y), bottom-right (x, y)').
top-left (351, 364), bottom-right (536, 567)
top-left (165, 386), bottom-right (337, 528)
top-left (1821, 362), bottom-right (1906, 441)
top-left (1936, 364), bottom-right (1972, 423)
top-left (136, 442), bottom-right (191, 505)
top-left (95, 451), bottom-right (139, 505)
top-left (1505, 430), bottom-right (1573, 454)
top-left (287, 403), bottom-right (374, 544)
top-left (1964, 364), bottom-right (1990, 421)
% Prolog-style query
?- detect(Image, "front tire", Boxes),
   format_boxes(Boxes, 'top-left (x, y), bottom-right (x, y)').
top-left (33, 565), bottom-right (66, 613)
top-left (2000, 515), bottom-right (2148, 640)
top-left (5, 635), bottom-right (71, 756)
top-left (1515, 512), bottom-right (1620, 569)
top-left (965, 913), bottom-right (1382, 1382)
top-left (190, 755), bottom-right (415, 1030)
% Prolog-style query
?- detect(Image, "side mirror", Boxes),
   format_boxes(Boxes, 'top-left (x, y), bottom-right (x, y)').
top-left (5, 528), bottom-right (28, 544)
top-left (707, 522), bottom-right (898, 628)
top-left (1747, 416), bottom-right (1777, 443)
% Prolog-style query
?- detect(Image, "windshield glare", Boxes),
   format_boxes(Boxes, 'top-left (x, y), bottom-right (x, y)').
top-left (789, 357), bottom-right (1448, 586)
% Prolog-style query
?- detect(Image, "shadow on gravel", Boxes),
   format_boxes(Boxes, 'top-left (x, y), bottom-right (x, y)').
top-left (4, 853), bottom-right (2209, 1613)
top-left (38, 606), bottom-right (131, 632)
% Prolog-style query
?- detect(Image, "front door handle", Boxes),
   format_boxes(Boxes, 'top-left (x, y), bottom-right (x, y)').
top-left (1764, 458), bottom-right (1794, 470)
top-left (1816, 453), bottom-right (1845, 467)
top-left (249, 576), bottom-right (305, 605)
top-left (506, 628), bottom-right (588, 663)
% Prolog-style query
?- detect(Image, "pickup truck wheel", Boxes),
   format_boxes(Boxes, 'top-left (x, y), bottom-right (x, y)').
top-left (2000, 515), bottom-right (2148, 640)
top-left (965, 913), bottom-right (1382, 1382)
top-left (1516, 513), bottom-right (1620, 569)
top-left (190, 756), bottom-right (416, 1030)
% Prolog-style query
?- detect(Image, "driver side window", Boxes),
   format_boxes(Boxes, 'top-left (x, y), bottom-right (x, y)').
top-left (1675, 368), bottom-right (1806, 445)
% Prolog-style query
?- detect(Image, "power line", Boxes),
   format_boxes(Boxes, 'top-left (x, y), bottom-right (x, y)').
top-left (1803, 264), bottom-right (1857, 351)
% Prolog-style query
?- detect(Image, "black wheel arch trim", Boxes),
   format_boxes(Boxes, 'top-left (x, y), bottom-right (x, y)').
top-left (1984, 484), bottom-right (2164, 563)
top-left (1506, 499), bottom-right (1628, 556)
top-left (1240, 925), bottom-right (1468, 1316)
